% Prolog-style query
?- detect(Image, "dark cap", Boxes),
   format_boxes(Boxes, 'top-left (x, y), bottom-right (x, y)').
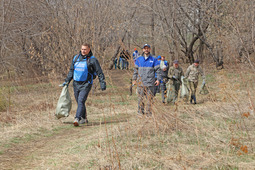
top-left (157, 56), bottom-right (161, 60)
top-left (194, 59), bottom-right (200, 63)
top-left (173, 60), bottom-right (179, 64)
top-left (143, 44), bottom-right (151, 48)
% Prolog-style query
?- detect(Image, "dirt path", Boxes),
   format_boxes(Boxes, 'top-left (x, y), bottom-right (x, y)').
top-left (0, 69), bottom-right (133, 169)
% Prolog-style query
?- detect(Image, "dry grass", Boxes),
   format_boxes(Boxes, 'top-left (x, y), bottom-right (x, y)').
top-left (0, 66), bottom-right (254, 169)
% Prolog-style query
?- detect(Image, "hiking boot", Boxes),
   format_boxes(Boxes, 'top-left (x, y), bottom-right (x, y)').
top-left (190, 95), bottom-right (193, 104)
top-left (79, 117), bottom-right (88, 124)
top-left (73, 118), bottom-right (79, 127)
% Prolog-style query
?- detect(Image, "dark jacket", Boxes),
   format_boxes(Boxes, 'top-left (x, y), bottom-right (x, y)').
top-left (160, 60), bottom-right (169, 79)
top-left (65, 50), bottom-right (105, 90)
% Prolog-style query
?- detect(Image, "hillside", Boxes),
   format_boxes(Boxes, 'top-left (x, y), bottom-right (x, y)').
top-left (0, 67), bottom-right (254, 169)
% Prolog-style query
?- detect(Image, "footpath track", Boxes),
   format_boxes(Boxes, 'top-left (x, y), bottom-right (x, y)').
top-left (0, 69), bottom-right (133, 169)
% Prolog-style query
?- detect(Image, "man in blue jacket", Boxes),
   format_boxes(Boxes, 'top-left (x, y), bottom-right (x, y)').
top-left (62, 43), bottom-right (106, 126)
top-left (132, 44), bottom-right (161, 116)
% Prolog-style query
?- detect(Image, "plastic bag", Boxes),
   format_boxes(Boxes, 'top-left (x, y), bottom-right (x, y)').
top-left (55, 85), bottom-right (72, 119)
top-left (200, 83), bottom-right (209, 95)
top-left (166, 81), bottom-right (176, 103)
top-left (180, 77), bottom-right (189, 99)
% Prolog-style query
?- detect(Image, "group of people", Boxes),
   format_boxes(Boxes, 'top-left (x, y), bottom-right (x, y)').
top-left (132, 44), bottom-right (206, 115)
top-left (114, 49), bottom-right (131, 70)
top-left (62, 43), bottom-right (206, 126)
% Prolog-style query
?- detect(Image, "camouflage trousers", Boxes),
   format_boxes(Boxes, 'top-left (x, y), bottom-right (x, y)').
top-left (188, 81), bottom-right (198, 96)
top-left (137, 86), bottom-right (155, 115)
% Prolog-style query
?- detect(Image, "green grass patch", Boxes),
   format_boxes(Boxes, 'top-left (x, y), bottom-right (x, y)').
top-left (0, 88), bottom-right (9, 112)
top-left (1, 125), bottom-right (71, 154)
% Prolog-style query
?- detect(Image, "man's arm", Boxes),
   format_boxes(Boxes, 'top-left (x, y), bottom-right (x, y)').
top-left (154, 59), bottom-right (161, 83)
top-left (199, 67), bottom-right (206, 80)
top-left (64, 58), bottom-right (74, 83)
top-left (90, 58), bottom-right (106, 90)
top-left (90, 58), bottom-right (105, 81)
top-left (184, 66), bottom-right (191, 78)
top-left (181, 67), bottom-right (184, 76)
top-left (132, 65), bottom-right (138, 85)
top-left (168, 67), bottom-right (174, 79)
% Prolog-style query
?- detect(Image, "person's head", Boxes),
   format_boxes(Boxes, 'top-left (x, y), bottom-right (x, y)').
top-left (81, 43), bottom-right (91, 56)
top-left (143, 44), bottom-right (151, 55)
top-left (161, 56), bottom-right (165, 61)
top-left (157, 56), bottom-right (161, 60)
top-left (194, 59), bottom-right (199, 67)
top-left (173, 60), bottom-right (179, 68)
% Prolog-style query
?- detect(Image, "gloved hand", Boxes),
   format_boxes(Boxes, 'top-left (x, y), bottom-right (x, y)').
top-left (163, 78), bottom-right (168, 83)
top-left (172, 76), bottom-right (177, 80)
top-left (59, 81), bottom-right (69, 87)
top-left (100, 81), bottom-right (106, 91)
top-left (202, 79), bottom-right (206, 85)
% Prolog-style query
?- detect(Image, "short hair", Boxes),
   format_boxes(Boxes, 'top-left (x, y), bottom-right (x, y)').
top-left (81, 43), bottom-right (91, 48)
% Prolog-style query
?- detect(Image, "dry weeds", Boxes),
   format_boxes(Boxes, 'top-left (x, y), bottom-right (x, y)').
top-left (0, 67), bottom-right (254, 169)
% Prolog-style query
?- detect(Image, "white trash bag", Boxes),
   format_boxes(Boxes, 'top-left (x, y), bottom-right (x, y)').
top-left (180, 76), bottom-right (189, 99)
top-left (55, 85), bottom-right (72, 119)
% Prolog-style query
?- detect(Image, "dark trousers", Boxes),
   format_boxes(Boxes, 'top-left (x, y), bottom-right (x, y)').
top-left (154, 85), bottom-right (160, 96)
top-left (160, 82), bottom-right (167, 102)
top-left (74, 84), bottom-right (92, 120)
top-left (173, 81), bottom-right (181, 102)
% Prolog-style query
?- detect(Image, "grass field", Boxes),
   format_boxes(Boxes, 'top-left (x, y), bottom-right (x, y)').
top-left (0, 66), bottom-right (254, 169)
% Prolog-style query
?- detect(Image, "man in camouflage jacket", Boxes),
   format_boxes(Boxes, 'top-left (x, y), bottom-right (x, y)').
top-left (168, 60), bottom-right (184, 103)
top-left (185, 59), bottom-right (205, 104)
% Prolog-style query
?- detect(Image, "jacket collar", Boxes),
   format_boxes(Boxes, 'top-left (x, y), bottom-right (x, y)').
top-left (142, 54), bottom-right (152, 60)
top-left (79, 50), bottom-right (93, 59)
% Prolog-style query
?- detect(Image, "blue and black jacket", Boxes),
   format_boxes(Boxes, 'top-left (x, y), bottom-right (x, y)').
top-left (132, 54), bottom-right (161, 87)
top-left (65, 50), bottom-right (105, 90)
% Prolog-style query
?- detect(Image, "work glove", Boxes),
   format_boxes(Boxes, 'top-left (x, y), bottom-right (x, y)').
top-left (59, 81), bottom-right (69, 87)
top-left (100, 81), bottom-right (106, 91)
top-left (202, 79), bottom-right (206, 85)
top-left (163, 78), bottom-right (168, 83)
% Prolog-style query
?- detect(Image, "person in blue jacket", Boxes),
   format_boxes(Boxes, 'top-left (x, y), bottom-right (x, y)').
top-left (132, 44), bottom-right (161, 116)
top-left (159, 56), bottom-right (169, 103)
top-left (132, 48), bottom-right (140, 64)
top-left (62, 43), bottom-right (106, 126)
top-left (154, 56), bottom-right (162, 95)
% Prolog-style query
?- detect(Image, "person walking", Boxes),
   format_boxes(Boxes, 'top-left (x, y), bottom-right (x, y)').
top-left (62, 43), bottom-right (106, 126)
top-left (159, 56), bottom-right (169, 103)
top-left (168, 60), bottom-right (184, 103)
top-left (154, 56), bottom-right (162, 95)
top-left (184, 59), bottom-right (205, 104)
top-left (114, 57), bottom-right (118, 69)
top-left (132, 44), bottom-right (161, 116)
top-left (132, 48), bottom-right (140, 64)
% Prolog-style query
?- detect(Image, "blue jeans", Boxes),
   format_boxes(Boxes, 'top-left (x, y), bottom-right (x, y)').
top-left (74, 84), bottom-right (92, 120)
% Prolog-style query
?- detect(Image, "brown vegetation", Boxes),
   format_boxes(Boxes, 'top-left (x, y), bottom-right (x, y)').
top-left (0, 0), bottom-right (255, 169)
